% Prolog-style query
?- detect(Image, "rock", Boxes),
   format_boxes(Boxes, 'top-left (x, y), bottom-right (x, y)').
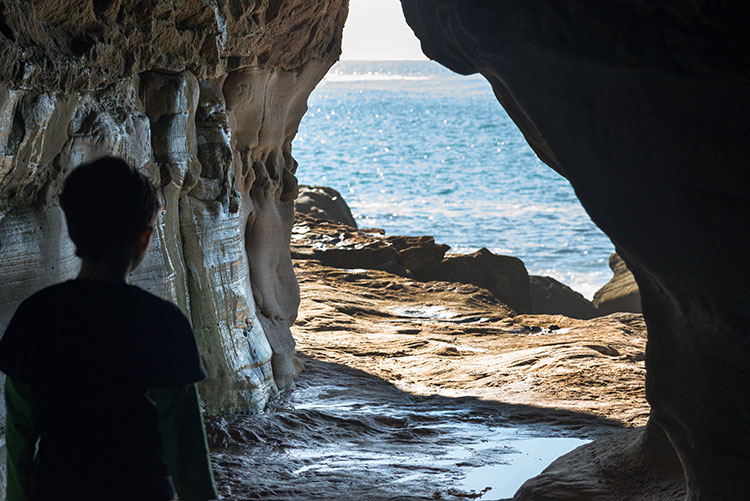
top-left (514, 421), bottom-right (685, 500)
top-left (296, 185), bottom-right (357, 227)
top-left (385, 234), bottom-right (450, 274)
top-left (529, 275), bottom-right (599, 320)
top-left (295, 259), bottom-right (651, 426)
top-left (401, 0), bottom-right (750, 496)
top-left (291, 214), bottom-right (406, 275)
top-left (293, 216), bottom-right (532, 314)
top-left (0, 0), bottom-right (348, 414)
top-left (0, 1), bottom-right (349, 92)
top-left (421, 248), bottom-right (532, 314)
top-left (593, 253), bottom-right (642, 314)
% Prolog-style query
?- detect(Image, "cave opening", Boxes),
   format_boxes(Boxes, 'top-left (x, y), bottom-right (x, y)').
top-left (276, 0), bottom-right (647, 499)
top-left (7, 0), bottom-right (743, 498)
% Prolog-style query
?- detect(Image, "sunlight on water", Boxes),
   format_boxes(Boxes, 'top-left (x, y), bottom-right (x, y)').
top-left (388, 305), bottom-right (460, 320)
top-left (294, 61), bottom-right (615, 299)
top-left (460, 436), bottom-right (587, 498)
top-left (269, 358), bottom-right (593, 499)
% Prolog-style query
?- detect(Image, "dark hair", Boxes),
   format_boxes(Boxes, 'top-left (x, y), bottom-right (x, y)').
top-left (60, 156), bottom-right (159, 261)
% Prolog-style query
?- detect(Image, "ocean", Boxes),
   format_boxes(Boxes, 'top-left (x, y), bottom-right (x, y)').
top-left (292, 61), bottom-right (614, 300)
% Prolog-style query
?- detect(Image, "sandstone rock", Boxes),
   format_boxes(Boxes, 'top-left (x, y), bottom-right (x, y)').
top-left (385, 234), bottom-right (451, 276)
top-left (593, 253), bottom-right (642, 315)
top-left (530, 275), bottom-right (599, 320)
top-left (294, 259), bottom-right (650, 426)
top-left (422, 249), bottom-right (532, 314)
top-left (206, 258), bottom-right (652, 499)
top-left (291, 214), bottom-right (406, 275)
top-left (0, 0), bottom-right (348, 414)
top-left (401, 0), bottom-right (750, 496)
top-left (514, 421), bottom-right (685, 500)
top-left (292, 216), bottom-right (532, 314)
top-left (296, 185), bottom-right (357, 227)
top-left (0, 0), bottom-right (349, 92)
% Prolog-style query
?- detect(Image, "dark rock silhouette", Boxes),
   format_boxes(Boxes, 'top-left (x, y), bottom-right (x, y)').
top-left (530, 275), bottom-right (599, 320)
top-left (401, 0), bottom-right (750, 497)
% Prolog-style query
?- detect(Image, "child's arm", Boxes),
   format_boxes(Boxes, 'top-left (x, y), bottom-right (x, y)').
top-left (150, 384), bottom-right (218, 501)
top-left (4, 378), bottom-right (40, 501)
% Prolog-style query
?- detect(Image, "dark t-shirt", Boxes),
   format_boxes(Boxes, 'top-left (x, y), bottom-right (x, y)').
top-left (0, 279), bottom-right (207, 500)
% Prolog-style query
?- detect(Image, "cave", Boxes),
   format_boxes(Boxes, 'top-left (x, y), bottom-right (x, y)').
top-left (1, 0), bottom-right (748, 499)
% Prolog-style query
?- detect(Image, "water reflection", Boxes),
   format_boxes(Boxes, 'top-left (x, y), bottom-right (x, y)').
top-left (208, 357), bottom-right (613, 499)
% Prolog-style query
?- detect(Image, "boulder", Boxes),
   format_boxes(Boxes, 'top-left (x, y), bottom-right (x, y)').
top-left (418, 248), bottom-right (532, 314)
top-left (295, 185), bottom-right (357, 227)
top-left (385, 234), bottom-right (450, 274)
top-left (594, 253), bottom-right (642, 315)
top-left (529, 275), bottom-right (599, 320)
top-left (293, 217), bottom-right (532, 313)
top-left (291, 214), bottom-right (406, 275)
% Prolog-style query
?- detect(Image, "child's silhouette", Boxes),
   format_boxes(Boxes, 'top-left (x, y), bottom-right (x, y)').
top-left (0, 157), bottom-right (218, 500)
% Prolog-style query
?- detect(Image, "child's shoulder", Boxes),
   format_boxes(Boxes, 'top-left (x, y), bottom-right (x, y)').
top-left (124, 283), bottom-right (190, 322)
top-left (23, 280), bottom-right (187, 320)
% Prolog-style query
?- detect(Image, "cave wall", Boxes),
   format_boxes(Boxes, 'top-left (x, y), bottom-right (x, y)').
top-left (400, 0), bottom-right (750, 497)
top-left (0, 0), bottom-right (348, 414)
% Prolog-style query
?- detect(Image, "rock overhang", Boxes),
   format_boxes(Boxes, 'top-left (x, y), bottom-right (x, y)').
top-left (400, 0), bottom-right (750, 497)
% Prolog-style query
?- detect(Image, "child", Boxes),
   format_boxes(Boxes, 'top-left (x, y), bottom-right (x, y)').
top-left (0, 157), bottom-right (218, 500)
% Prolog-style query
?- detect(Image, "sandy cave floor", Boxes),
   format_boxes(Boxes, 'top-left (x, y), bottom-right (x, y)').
top-left (207, 259), bottom-right (649, 500)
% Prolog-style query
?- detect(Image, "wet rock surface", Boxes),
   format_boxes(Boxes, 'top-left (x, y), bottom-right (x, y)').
top-left (206, 252), bottom-right (649, 499)
top-left (208, 357), bottom-right (598, 500)
top-left (401, 0), bottom-right (750, 496)
top-left (514, 421), bottom-right (685, 500)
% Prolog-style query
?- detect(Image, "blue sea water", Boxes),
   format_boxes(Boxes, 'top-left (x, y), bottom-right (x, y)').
top-left (292, 61), bottom-right (614, 299)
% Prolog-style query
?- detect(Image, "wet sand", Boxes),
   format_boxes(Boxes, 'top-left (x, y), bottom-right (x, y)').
top-left (207, 258), bottom-right (648, 499)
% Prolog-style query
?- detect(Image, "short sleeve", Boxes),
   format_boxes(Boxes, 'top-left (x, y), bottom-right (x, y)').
top-left (145, 302), bottom-right (208, 388)
top-left (0, 300), bottom-right (35, 382)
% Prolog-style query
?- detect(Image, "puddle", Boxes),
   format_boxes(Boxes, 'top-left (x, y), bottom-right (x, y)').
top-left (459, 436), bottom-right (587, 498)
top-left (389, 304), bottom-right (460, 320)
top-left (208, 357), bottom-right (601, 500)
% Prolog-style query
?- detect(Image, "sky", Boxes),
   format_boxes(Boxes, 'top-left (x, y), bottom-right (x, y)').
top-left (340, 0), bottom-right (428, 61)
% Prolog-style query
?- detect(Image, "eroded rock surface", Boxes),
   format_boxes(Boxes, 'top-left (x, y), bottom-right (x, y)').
top-left (401, 0), bottom-right (750, 497)
top-left (514, 421), bottom-right (685, 500)
top-left (594, 252), bottom-right (642, 315)
top-left (291, 218), bottom-right (650, 426)
top-left (203, 257), bottom-right (648, 499)
top-left (293, 260), bottom-right (649, 427)
top-left (0, 0), bottom-right (348, 413)
top-left (293, 214), bottom-right (532, 314)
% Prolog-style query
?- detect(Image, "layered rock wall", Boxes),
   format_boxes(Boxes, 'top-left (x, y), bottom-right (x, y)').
top-left (401, 0), bottom-right (750, 498)
top-left (0, 0), bottom-right (348, 414)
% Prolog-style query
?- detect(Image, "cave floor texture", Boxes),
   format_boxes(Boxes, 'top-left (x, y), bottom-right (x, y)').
top-left (206, 260), bottom-right (649, 499)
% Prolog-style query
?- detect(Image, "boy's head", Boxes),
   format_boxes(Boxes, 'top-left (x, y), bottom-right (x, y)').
top-left (60, 156), bottom-right (159, 262)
